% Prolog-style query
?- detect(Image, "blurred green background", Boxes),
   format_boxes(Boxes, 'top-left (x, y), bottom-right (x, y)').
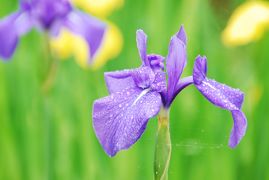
top-left (0, 0), bottom-right (269, 179)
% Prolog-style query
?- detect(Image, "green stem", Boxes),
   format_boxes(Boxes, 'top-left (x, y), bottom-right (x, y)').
top-left (40, 33), bottom-right (56, 179)
top-left (154, 107), bottom-right (171, 180)
top-left (41, 33), bottom-right (58, 93)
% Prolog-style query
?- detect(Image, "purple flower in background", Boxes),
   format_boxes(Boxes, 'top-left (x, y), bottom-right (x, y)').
top-left (92, 26), bottom-right (247, 156)
top-left (0, 0), bottom-right (106, 60)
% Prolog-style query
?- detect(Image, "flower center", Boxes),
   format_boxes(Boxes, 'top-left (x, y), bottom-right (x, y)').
top-left (132, 66), bottom-right (155, 89)
top-left (22, 0), bottom-right (72, 29)
top-left (147, 54), bottom-right (164, 71)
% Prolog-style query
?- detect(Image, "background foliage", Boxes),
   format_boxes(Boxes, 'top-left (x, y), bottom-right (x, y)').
top-left (0, 0), bottom-right (268, 179)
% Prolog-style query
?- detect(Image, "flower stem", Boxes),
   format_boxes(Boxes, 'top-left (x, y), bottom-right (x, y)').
top-left (41, 33), bottom-right (58, 93)
top-left (154, 107), bottom-right (171, 180)
top-left (40, 33), bottom-right (56, 178)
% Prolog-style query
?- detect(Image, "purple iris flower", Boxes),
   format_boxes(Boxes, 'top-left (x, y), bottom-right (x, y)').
top-left (0, 0), bottom-right (106, 61)
top-left (92, 26), bottom-right (247, 157)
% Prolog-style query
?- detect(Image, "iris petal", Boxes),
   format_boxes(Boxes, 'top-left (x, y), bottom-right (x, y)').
top-left (229, 110), bottom-right (247, 148)
top-left (0, 12), bottom-right (33, 60)
top-left (193, 56), bottom-right (247, 148)
top-left (176, 25), bottom-right (187, 45)
top-left (104, 69), bottom-right (136, 94)
top-left (90, 22), bottom-right (123, 69)
top-left (0, 13), bottom-right (19, 59)
top-left (136, 29), bottom-right (148, 66)
top-left (166, 36), bottom-right (186, 106)
top-left (92, 87), bottom-right (162, 156)
top-left (64, 11), bottom-right (106, 61)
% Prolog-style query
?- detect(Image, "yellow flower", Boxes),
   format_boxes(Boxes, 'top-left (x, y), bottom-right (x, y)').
top-left (51, 0), bottom-right (124, 69)
top-left (222, 1), bottom-right (269, 46)
top-left (73, 0), bottom-right (124, 17)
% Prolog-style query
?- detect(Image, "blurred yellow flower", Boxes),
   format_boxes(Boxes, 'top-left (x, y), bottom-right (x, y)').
top-left (222, 1), bottom-right (269, 46)
top-left (51, 0), bottom-right (124, 69)
top-left (73, 0), bottom-right (124, 17)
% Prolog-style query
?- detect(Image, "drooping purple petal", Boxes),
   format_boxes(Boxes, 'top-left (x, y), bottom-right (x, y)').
top-left (229, 110), bottom-right (247, 148)
top-left (193, 56), bottom-right (247, 147)
top-left (104, 69), bottom-right (136, 94)
top-left (165, 36), bottom-right (187, 107)
top-left (193, 56), bottom-right (244, 110)
top-left (92, 87), bottom-right (162, 156)
top-left (176, 25), bottom-right (187, 45)
top-left (0, 11), bottom-right (34, 60)
top-left (14, 12), bottom-right (34, 36)
top-left (64, 11), bottom-right (106, 61)
top-left (0, 13), bottom-right (19, 59)
top-left (136, 30), bottom-right (149, 66)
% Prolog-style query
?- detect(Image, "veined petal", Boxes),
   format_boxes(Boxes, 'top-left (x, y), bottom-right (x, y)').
top-left (104, 66), bottom-right (164, 94)
top-left (104, 69), bottom-right (136, 94)
top-left (72, 0), bottom-right (124, 17)
top-left (193, 56), bottom-right (247, 147)
top-left (193, 56), bottom-right (244, 110)
top-left (136, 29), bottom-right (149, 66)
top-left (222, 1), bottom-right (269, 46)
top-left (64, 11), bottom-right (106, 61)
top-left (166, 36), bottom-right (186, 106)
top-left (92, 87), bottom-right (162, 156)
top-left (196, 78), bottom-right (244, 110)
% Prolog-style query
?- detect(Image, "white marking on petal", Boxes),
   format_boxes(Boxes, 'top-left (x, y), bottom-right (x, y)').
top-left (203, 81), bottom-right (217, 91)
top-left (132, 88), bottom-right (151, 106)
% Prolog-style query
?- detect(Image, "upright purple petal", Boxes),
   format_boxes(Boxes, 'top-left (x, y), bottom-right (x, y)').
top-left (64, 11), bottom-right (106, 62)
top-left (176, 25), bottom-right (187, 45)
top-left (193, 56), bottom-right (247, 147)
top-left (104, 69), bottom-right (136, 94)
top-left (166, 36), bottom-right (186, 106)
top-left (136, 30), bottom-right (149, 66)
top-left (92, 87), bottom-right (162, 156)
top-left (193, 55), bottom-right (207, 85)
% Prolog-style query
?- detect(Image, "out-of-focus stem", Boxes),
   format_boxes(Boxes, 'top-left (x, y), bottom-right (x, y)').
top-left (41, 33), bottom-right (57, 93)
top-left (154, 107), bottom-right (171, 180)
